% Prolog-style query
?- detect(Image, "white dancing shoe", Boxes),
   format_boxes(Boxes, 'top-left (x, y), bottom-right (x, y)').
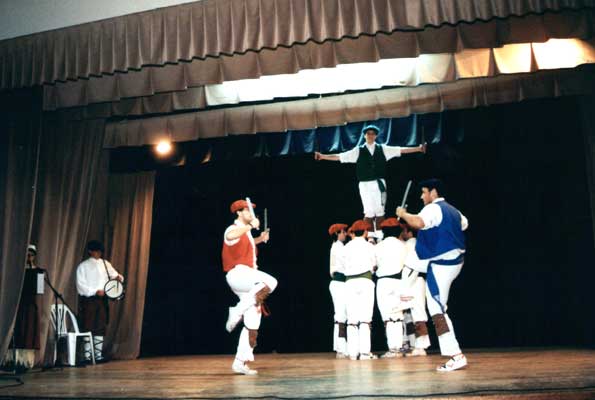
top-left (406, 348), bottom-right (427, 357)
top-left (335, 352), bottom-right (348, 359)
top-left (437, 354), bottom-right (467, 372)
top-left (359, 353), bottom-right (378, 360)
top-left (225, 307), bottom-right (242, 333)
top-left (232, 359), bottom-right (258, 375)
top-left (380, 350), bottom-right (403, 358)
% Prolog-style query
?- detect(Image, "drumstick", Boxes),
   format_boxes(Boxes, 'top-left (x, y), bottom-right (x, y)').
top-left (245, 197), bottom-right (259, 230)
top-left (264, 208), bottom-right (268, 231)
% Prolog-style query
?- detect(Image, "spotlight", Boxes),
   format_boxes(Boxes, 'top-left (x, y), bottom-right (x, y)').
top-left (155, 140), bottom-right (172, 155)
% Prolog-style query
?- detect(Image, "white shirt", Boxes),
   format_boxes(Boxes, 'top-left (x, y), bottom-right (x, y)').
top-left (375, 236), bottom-right (407, 277)
top-left (76, 257), bottom-right (122, 297)
top-left (419, 198), bottom-right (468, 231)
top-left (224, 219), bottom-right (257, 268)
top-left (419, 198), bottom-right (468, 260)
top-left (343, 237), bottom-right (376, 276)
top-left (338, 144), bottom-right (402, 164)
top-left (329, 240), bottom-right (346, 277)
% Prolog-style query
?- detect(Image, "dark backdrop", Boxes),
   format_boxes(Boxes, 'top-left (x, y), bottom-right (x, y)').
top-left (137, 96), bottom-right (594, 357)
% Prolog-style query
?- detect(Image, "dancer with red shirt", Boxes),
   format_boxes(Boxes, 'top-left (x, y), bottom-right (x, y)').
top-left (222, 199), bottom-right (277, 375)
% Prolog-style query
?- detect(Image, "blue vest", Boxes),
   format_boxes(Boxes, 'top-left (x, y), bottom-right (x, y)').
top-left (415, 201), bottom-right (465, 260)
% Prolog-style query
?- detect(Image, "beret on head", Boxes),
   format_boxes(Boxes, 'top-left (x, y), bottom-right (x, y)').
top-left (230, 199), bottom-right (256, 214)
top-left (350, 219), bottom-right (372, 232)
top-left (362, 124), bottom-right (380, 135)
top-left (379, 218), bottom-right (400, 228)
top-left (328, 223), bottom-right (348, 236)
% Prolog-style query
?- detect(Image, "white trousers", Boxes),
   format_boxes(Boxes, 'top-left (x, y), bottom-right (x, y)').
top-left (410, 276), bottom-right (430, 349)
top-left (376, 277), bottom-right (404, 351)
top-left (226, 265), bottom-right (278, 362)
top-left (345, 277), bottom-right (375, 358)
top-left (426, 263), bottom-right (463, 356)
top-left (358, 179), bottom-right (386, 218)
top-left (329, 280), bottom-right (347, 354)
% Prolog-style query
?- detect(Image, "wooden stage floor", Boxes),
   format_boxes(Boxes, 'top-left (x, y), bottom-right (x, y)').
top-left (1, 348), bottom-right (594, 399)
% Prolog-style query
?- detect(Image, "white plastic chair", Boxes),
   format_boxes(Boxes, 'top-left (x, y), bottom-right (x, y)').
top-left (50, 304), bottom-right (95, 366)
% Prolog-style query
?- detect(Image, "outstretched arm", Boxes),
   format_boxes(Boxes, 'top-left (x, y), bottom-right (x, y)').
top-left (314, 152), bottom-right (340, 161)
top-left (400, 143), bottom-right (426, 155)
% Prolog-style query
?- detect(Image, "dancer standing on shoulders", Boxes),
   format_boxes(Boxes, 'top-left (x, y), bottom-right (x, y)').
top-left (315, 125), bottom-right (426, 231)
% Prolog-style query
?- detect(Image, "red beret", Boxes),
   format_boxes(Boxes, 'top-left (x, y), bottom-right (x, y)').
top-left (230, 199), bottom-right (256, 214)
top-left (328, 223), bottom-right (348, 236)
top-left (379, 218), bottom-right (401, 228)
top-left (350, 219), bottom-right (372, 232)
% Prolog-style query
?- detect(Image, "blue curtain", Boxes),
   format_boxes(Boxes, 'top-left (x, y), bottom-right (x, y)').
top-left (202, 112), bottom-right (463, 161)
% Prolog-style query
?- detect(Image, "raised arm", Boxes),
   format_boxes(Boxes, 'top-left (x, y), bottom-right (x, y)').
top-left (226, 218), bottom-right (260, 241)
top-left (254, 229), bottom-right (270, 244)
top-left (395, 207), bottom-right (426, 230)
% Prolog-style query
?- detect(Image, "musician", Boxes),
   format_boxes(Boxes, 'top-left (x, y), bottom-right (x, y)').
top-left (76, 240), bottom-right (124, 363)
top-left (222, 199), bottom-right (277, 375)
top-left (397, 179), bottom-right (468, 371)
top-left (328, 223), bottom-right (348, 358)
top-left (8, 244), bottom-right (44, 371)
top-left (314, 124), bottom-right (425, 229)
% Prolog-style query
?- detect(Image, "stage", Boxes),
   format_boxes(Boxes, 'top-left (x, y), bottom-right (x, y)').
top-left (0, 348), bottom-right (593, 399)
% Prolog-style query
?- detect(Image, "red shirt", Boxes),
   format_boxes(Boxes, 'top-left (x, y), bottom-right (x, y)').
top-left (221, 221), bottom-right (257, 272)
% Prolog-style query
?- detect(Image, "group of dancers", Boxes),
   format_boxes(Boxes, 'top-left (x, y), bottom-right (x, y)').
top-left (221, 124), bottom-right (468, 375)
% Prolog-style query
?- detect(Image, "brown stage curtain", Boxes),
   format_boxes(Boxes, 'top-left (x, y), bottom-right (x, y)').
top-left (28, 118), bottom-right (106, 366)
top-left (102, 172), bottom-right (155, 360)
top-left (580, 95), bottom-right (595, 247)
top-left (103, 66), bottom-right (595, 148)
top-left (0, 88), bottom-right (42, 362)
top-left (42, 9), bottom-right (595, 111)
top-left (1, 0), bottom-right (593, 90)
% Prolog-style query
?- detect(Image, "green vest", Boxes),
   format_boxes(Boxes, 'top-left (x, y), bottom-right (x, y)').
top-left (356, 144), bottom-right (386, 182)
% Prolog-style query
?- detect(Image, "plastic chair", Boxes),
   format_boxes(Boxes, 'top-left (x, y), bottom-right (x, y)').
top-left (50, 304), bottom-right (95, 366)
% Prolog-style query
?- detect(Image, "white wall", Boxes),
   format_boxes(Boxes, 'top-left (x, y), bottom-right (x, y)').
top-left (0, 0), bottom-right (200, 41)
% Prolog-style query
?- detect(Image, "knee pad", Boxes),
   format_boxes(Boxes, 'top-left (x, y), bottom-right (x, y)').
top-left (405, 321), bottom-right (415, 336)
top-left (255, 285), bottom-right (271, 305)
top-left (338, 322), bottom-right (347, 338)
top-left (414, 321), bottom-right (428, 337)
top-left (431, 313), bottom-right (450, 336)
top-left (248, 329), bottom-right (258, 348)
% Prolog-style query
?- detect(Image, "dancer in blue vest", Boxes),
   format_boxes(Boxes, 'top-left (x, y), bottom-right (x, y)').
top-left (315, 125), bottom-right (425, 229)
top-left (396, 179), bottom-right (468, 372)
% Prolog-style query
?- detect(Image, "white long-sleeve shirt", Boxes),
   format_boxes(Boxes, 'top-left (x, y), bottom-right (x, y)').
top-left (375, 236), bottom-right (406, 278)
top-left (338, 144), bottom-right (402, 163)
top-left (343, 237), bottom-right (376, 276)
top-left (76, 257), bottom-right (122, 297)
top-left (329, 240), bottom-right (346, 277)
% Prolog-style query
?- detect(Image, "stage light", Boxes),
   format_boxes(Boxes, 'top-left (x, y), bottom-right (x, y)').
top-left (155, 140), bottom-right (172, 155)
